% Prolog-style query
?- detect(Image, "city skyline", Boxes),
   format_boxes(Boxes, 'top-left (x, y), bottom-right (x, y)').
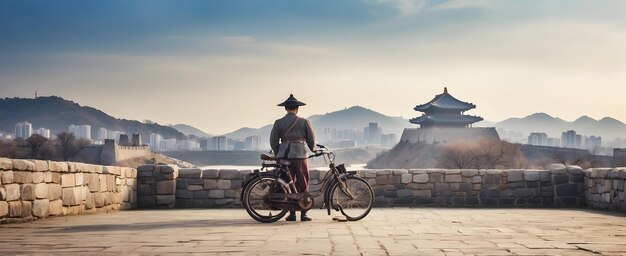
top-left (2, 1), bottom-right (626, 134)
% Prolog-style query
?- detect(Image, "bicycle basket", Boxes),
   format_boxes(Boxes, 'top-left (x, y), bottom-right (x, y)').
top-left (336, 164), bottom-right (347, 174)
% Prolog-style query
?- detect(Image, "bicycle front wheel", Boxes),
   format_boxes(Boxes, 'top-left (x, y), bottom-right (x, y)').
top-left (330, 176), bottom-right (373, 221)
top-left (243, 176), bottom-right (288, 223)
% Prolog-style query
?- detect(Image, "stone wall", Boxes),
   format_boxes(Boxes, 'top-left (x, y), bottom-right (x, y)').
top-left (140, 164), bottom-right (587, 209)
top-left (0, 158), bottom-right (137, 224)
top-left (585, 168), bottom-right (626, 212)
top-left (136, 164), bottom-right (179, 208)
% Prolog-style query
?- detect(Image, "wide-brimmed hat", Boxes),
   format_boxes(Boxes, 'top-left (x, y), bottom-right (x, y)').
top-left (277, 94), bottom-right (306, 107)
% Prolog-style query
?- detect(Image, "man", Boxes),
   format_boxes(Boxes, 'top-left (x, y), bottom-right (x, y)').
top-left (270, 94), bottom-right (316, 222)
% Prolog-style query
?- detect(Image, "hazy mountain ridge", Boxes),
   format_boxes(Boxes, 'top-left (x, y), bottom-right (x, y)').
top-left (0, 96), bottom-right (186, 140)
top-left (495, 113), bottom-right (626, 140)
top-left (170, 124), bottom-right (212, 138)
top-left (223, 106), bottom-right (413, 140)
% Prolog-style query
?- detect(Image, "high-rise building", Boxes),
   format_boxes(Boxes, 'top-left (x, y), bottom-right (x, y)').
top-left (149, 133), bottom-right (163, 151)
top-left (15, 121), bottom-right (33, 139)
top-left (561, 130), bottom-right (582, 149)
top-left (528, 132), bottom-right (548, 146)
top-left (35, 128), bottom-right (51, 138)
top-left (162, 138), bottom-right (177, 151)
top-left (381, 134), bottom-right (397, 148)
top-left (364, 123), bottom-right (382, 145)
top-left (107, 130), bottom-right (123, 142)
top-left (69, 124), bottom-right (92, 140)
top-left (585, 136), bottom-right (602, 150)
top-left (245, 135), bottom-right (260, 150)
top-left (177, 140), bottom-right (200, 151)
top-left (213, 136), bottom-right (228, 151)
top-left (96, 128), bottom-right (108, 140)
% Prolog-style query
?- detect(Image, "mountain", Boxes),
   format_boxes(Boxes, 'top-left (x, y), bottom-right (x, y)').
top-left (223, 106), bottom-right (413, 140)
top-left (0, 96), bottom-right (185, 141)
top-left (170, 124), bottom-right (212, 138)
top-left (495, 112), bottom-right (626, 140)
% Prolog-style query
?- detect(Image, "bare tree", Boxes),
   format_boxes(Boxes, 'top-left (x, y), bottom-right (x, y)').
top-left (26, 134), bottom-right (48, 159)
top-left (56, 132), bottom-right (91, 161)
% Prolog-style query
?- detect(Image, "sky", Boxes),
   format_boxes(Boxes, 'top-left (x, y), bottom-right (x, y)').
top-left (1, 0), bottom-right (626, 134)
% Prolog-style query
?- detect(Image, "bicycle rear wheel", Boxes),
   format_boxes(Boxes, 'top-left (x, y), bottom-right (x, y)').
top-left (243, 176), bottom-right (288, 223)
top-left (330, 176), bottom-right (373, 221)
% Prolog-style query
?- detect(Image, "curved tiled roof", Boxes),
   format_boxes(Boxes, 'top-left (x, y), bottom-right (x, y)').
top-left (414, 88), bottom-right (476, 112)
top-left (409, 114), bottom-right (483, 125)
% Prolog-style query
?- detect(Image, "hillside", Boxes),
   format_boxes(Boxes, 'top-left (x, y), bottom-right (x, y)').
top-left (170, 124), bottom-right (212, 138)
top-left (223, 106), bottom-right (413, 140)
top-left (495, 113), bottom-right (626, 140)
top-left (0, 96), bottom-right (185, 140)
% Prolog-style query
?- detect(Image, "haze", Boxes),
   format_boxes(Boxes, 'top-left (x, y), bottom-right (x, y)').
top-left (1, 1), bottom-right (626, 134)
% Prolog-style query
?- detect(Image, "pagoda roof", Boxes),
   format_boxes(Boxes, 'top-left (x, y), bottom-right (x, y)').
top-left (414, 87), bottom-right (476, 112)
top-left (409, 114), bottom-right (483, 125)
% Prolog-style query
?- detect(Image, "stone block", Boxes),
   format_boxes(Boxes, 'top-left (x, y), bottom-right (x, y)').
top-left (231, 179), bottom-right (242, 189)
top-left (524, 170), bottom-right (541, 181)
top-left (484, 175), bottom-right (501, 185)
top-left (5, 183), bottom-right (20, 201)
top-left (396, 189), bottom-right (412, 197)
top-left (43, 171), bottom-right (52, 183)
top-left (51, 172), bottom-right (61, 184)
top-left (35, 183), bottom-right (48, 199)
top-left (32, 171), bottom-right (44, 183)
top-left (553, 175), bottom-right (569, 185)
top-left (156, 195), bottom-right (175, 206)
top-left (188, 185), bottom-right (203, 191)
top-left (87, 173), bottom-right (99, 192)
top-left (217, 180), bottom-right (231, 189)
top-left (429, 173), bottom-right (444, 183)
top-left (107, 175), bottom-right (115, 192)
top-left (176, 189), bottom-right (193, 199)
top-left (48, 184), bottom-right (62, 200)
top-left (99, 175), bottom-right (107, 192)
top-left (434, 183), bottom-right (449, 191)
top-left (224, 189), bottom-right (237, 198)
top-left (1, 170), bottom-right (13, 183)
top-left (95, 193), bottom-right (106, 208)
top-left (75, 173), bottom-right (84, 186)
top-left (506, 170), bottom-right (524, 182)
top-left (445, 174), bottom-right (462, 183)
top-left (137, 165), bottom-right (155, 172)
top-left (47, 161), bottom-right (68, 172)
top-left (61, 174), bottom-right (75, 188)
top-left (13, 171), bottom-right (33, 184)
top-left (208, 190), bottom-right (224, 199)
top-left (159, 165), bottom-right (177, 174)
top-left (21, 184), bottom-right (36, 201)
top-left (21, 201), bottom-right (32, 218)
top-left (413, 174), bottom-right (429, 183)
top-left (0, 201), bottom-right (7, 217)
top-left (85, 192), bottom-right (95, 209)
top-left (413, 190), bottom-right (431, 197)
top-left (192, 190), bottom-right (209, 199)
top-left (33, 199), bottom-right (49, 218)
top-left (215, 199), bottom-right (234, 206)
top-left (13, 159), bottom-right (35, 171)
top-left (138, 171), bottom-right (153, 178)
top-left (62, 187), bottom-right (81, 206)
top-left (392, 169), bottom-right (408, 175)
top-left (512, 188), bottom-right (534, 198)
top-left (156, 180), bottom-right (176, 195)
top-left (0, 158), bottom-right (13, 170)
top-left (401, 174), bottom-right (412, 184)
top-left (32, 160), bottom-right (47, 171)
top-left (48, 199), bottom-right (63, 216)
top-left (219, 170), bottom-right (239, 179)
top-left (138, 184), bottom-right (154, 196)
top-left (8, 201), bottom-right (21, 217)
top-left (179, 168), bottom-right (202, 179)
top-left (460, 170), bottom-right (479, 177)
top-left (202, 169), bottom-right (220, 179)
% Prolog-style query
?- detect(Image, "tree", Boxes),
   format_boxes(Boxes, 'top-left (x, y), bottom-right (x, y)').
top-left (26, 134), bottom-right (48, 159)
top-left (56, 132), bottom-right (91, 161)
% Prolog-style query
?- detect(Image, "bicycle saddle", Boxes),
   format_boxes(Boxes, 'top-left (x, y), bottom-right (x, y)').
top-left (260, 153), bottom-right (276, 161)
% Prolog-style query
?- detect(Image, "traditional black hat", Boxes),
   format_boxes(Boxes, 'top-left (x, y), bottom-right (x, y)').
top-left (277, 94), bottom-right (306, 107)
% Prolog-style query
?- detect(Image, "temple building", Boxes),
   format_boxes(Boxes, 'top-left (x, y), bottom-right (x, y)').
top-left (410, 87), bottom-right (483, 128)
top-left (400, 87), bottom-right (499, 144)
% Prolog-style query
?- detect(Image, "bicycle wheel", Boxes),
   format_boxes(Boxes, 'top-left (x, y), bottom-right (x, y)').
top-left (329, 176), bottom-right (373, 221)
top-left (243, 176), bottom-right (288, 223)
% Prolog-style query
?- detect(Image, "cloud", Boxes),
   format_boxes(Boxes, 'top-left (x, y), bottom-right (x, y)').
top-left (430, 0), bottom-right (492, 11)
top-left (373, 0), bottom-right (427, 17)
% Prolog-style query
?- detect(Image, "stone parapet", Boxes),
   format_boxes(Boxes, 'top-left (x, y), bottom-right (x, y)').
top-left (585, 168), bottom-right (626, 212)
top-left (0, 158), bottom-right (137, 224)
top-left (136, 164), bottom-right (179, 208)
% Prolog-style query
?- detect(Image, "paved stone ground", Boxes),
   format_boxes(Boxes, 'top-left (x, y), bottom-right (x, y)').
top-left (0, 208), bottom-right (625, 255)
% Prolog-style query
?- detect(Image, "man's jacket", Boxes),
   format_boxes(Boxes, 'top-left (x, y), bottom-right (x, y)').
top-left (270, 113), bottom-right (316, 159)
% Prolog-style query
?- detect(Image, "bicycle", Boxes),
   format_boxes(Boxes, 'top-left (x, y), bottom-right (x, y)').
top-left (240, 144), bottom-right (374, 223)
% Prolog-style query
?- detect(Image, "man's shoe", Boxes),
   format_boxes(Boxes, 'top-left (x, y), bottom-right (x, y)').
top-left (285, 214), bottom-right (297, 221)
top-left (301, 215), bottom-right (312, 221)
